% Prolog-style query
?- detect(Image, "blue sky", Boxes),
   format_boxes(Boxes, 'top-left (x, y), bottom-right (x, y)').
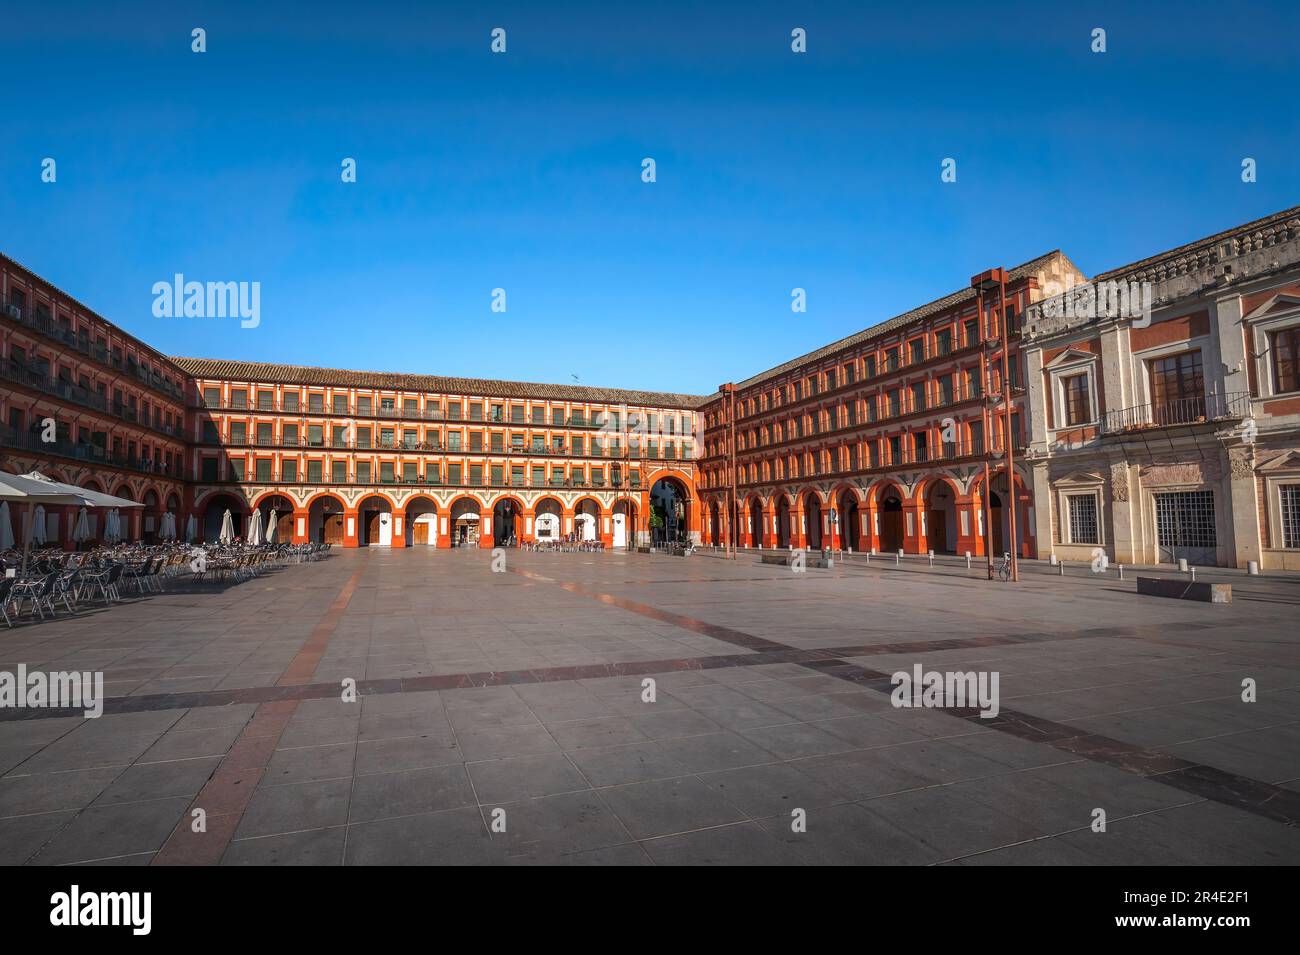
top-left (2, 0), bottom-right (1296, 395)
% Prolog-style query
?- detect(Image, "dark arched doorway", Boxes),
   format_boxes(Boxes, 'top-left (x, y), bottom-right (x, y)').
top-left (202, 493), bottom-right (246, 543)
top-left (774, 494), bottom-right (792, 548)
top-left (838, 491), bottom-right (860, 551)
top-left (749, 498), bottom-right (765, 548)
top-left (493, 498), bottom-right (520, 546)
top-left (803, 492), bottom-right (822, 549)
top-left (309, 495), bottom-right (346, 544)
top-left (358, 495), bottom-right (393, 546)
top-left (879, 489), bottom-right (905, 552)
top-left (650, 477), bottom-right (689, 545)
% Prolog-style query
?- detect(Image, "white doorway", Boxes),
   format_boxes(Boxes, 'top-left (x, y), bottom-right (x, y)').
top-left (612, 513), bottom-right (626, 548)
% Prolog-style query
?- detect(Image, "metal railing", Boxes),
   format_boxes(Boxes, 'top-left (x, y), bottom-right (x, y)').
top-left (1, 360), bottom-right (182, 438)
top-left (196, 397), bottom-right (662, 431)
top-left (3, 301), bottom-right (185, 401)
top-left (1102, 391), bottom-right (1250, 433)
top-left (207, 472), bottom-right (642, 490)
top-left (0, 424), bottom-right (185, 479)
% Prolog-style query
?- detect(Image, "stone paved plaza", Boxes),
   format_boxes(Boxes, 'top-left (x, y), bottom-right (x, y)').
top-left (1, 548), bottom-right (1297, 866)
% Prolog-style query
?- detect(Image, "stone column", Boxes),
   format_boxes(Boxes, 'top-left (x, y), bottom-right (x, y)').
top-left (1225, 447), bottom-right (1261, 569)
top-left (1108, 460), bottom-right (1137, 564)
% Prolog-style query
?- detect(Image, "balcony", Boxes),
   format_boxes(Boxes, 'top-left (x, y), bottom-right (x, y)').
top-left (3, 302), bottom-right (185, 401)
top-left (1, 360), bottom-right (182, 438)
top-left (0, 424), bottom-right (184, 479)
top-left (1102, 392), bottom-right (1250, 434)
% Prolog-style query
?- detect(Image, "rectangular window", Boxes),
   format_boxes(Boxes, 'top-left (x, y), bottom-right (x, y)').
top-left (1272, 327), bottom-right (1300, 394)
top-left (380, 462), bottom-right (395, 483)
top-left (1154, 490), bottom-right (1216, 549)
top-left (1067, 494), bottom-right (1099, 544)
top-left (282, 460), bottom-right (298, 482)
top-left (448, 463), bottom-right (462, 484)
top-left (1063, 373), bottom-right (1091, 426)
top-left (307, 460), bottom-right (323, 483)
top-left (937, 374), bottom-right (954, 406)
top-left (203, 387), bottom-right (221, 406)
top-left (356, 396), bottom-right (372, 414)
top-left (1281, 484), bottom-right (1300, 548)
top-left (403, 462), bottom-right (418, 483)
top-left (255, 459), bottom-right (272, 482)
top-left (283, 392), bottom-right (299, 412)
top-left (1149, 350), bottom-right (1205, 424)
top-left (356, 461), bottom-right (371, 483)
top-left (332, 395), bottom-right (348, 414)
top-left (331, 460), bottom-right (346, 483)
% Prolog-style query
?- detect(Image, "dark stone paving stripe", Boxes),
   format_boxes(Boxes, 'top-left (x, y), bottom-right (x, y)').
top-left (795, 657), bottom-right (1300, 826)
top-left (510, 567), bottom-right (791, 651)
top-left (514, 566), bottom-right (1300, 829)
top-left (0, 608), bottom-right (1202, 723)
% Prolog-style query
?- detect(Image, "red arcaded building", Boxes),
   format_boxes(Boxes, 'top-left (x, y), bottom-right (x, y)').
top-left (696, 252), bottom-right (1087, 559)
top-left (176, 359), bottom-right (702, 550)
top-left (1, 253), bottom-right (188, 545)
top-left (5, 205), bottom-right (1299, 568)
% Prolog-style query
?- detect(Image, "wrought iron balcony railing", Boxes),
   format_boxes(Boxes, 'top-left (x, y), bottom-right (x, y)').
top-left (1102, 391), bottom-right (1250, 434)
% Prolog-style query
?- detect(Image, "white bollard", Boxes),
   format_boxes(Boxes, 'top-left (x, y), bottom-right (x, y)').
top-left (1190, 567), bottom-right (1196, 581)
top-left (1177, 558), bottom-right (1189, 572)
top-left (1247, 561), bottom-right (1259, 576)
top-left (1049, 553), bottom-right (1058, 566)
top-left (1117, 564), bottom-right (1124, 579)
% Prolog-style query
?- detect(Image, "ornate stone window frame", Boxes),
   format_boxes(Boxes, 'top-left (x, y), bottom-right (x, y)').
top-left (1054, 474), bottom-right (1106, 546)
top-left (1245, 295), bottom-right (1300, 399)
top-left (1047, 354), bottom-right (1100, 431)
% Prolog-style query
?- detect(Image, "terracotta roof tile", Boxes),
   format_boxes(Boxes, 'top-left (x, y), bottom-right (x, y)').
top-left (172, 357), bottom-right (708, 410)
